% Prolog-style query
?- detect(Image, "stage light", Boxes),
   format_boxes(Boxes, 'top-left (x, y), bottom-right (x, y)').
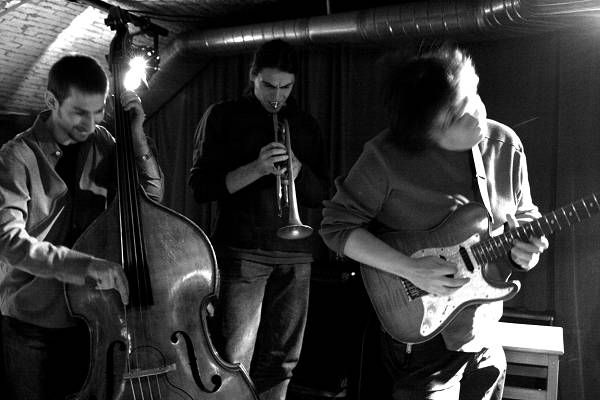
top-left (123, 56), bottom-right (148, 91)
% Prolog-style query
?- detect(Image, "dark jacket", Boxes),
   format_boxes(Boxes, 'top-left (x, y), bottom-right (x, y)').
top-left (189, 94), bottom-right (329, 255)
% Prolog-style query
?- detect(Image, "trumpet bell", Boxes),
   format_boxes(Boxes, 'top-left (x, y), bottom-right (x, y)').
top-left (277, 224), bottom-right (313, 240)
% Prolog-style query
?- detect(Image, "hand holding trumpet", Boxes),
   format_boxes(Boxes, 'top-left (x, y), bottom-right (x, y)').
top-left (256, 141), bottom-right (302, 180)
top-left (256, 142), bottom-right (287, 176)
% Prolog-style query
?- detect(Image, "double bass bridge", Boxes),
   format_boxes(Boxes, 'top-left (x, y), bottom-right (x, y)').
top-left (123, 363), bottom-right (177, 380)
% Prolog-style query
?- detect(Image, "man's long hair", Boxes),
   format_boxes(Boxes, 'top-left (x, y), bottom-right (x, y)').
top-left (48, 54), bottom-right (108, 103)
top-left (248, 39), bottom-right (298, 80)
top-left (382, 46), bottom-right (475, 152)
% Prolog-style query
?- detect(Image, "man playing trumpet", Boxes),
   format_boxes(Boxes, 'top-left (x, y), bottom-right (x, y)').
top-left (188, 39), bottom-right (329, 400)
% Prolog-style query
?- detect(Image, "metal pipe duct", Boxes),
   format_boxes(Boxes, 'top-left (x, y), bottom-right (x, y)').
top-left (144, 0), bottom-right (600, 115)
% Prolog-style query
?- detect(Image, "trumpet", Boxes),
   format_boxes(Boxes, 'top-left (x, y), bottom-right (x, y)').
top-left (272, 113), bottom-right (313, 240)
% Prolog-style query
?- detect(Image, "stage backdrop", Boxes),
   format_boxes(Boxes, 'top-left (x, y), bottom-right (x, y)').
top-left (145, 27), bottom-right (600, 399)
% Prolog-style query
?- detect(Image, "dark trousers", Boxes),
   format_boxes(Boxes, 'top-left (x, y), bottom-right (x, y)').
top-left (215, 259), bottom-right (311, 400)
top-left (381, 332), bottom-right (506, 400)
top-left (1, 316), bottom-right (89, 400)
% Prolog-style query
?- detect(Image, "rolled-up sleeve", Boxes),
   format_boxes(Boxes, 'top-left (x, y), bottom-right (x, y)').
top-left (320, 143), bottom-right (389, 256)
top-left (136, 136), bottom-right (165, 203)
top-left (514, 146), bottom-right (540, 223)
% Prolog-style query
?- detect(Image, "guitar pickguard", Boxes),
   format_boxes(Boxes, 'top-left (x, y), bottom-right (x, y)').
top-left (411, 233), bottom-right (516, 337)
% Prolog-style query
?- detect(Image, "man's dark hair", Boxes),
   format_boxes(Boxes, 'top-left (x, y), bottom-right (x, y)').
top-left (382, 46), bottom-right (475, 152)
top-left (47, 54), bottom-right (108, 103)
top-left (249, 39), bottom-right (298, 79)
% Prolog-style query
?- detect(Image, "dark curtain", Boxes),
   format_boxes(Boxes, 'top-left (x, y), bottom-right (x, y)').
top-left (141, 54), bottom-right (249, 239)
top-left (145, 28), bottom-right (600, 399)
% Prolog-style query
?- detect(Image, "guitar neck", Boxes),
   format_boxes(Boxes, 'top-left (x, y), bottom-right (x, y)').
top-left (473, 193), bottom-right (600, 264)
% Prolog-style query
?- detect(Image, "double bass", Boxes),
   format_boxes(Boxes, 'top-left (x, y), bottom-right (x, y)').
top-left (65, 8), bottom-right (259, 400)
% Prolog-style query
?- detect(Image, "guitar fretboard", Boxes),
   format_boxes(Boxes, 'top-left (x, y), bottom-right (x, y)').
top-left (472, 193), bottom-right (600, 265)
top-left (401, 193), bottom-right (600, 300)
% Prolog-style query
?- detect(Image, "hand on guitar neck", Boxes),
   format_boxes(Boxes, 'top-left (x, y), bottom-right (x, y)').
top-left (506, 213), bottom-right (549, 271)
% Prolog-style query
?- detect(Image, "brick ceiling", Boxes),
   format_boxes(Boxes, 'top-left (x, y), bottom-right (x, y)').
top-left (0, 0), bottom-right (403, 116)
top-left (2, 0), bottom-right (600, 116)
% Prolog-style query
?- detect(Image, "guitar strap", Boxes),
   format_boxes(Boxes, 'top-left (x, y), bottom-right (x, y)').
top-left (471, 144), bottom-right (494, 224)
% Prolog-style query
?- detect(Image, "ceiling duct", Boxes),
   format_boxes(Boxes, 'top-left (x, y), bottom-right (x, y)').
top-left (143, 0), bottom-right (600, 115)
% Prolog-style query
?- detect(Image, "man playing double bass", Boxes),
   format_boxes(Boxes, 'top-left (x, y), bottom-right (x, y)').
top-left (0, 54), bottom-right (163, 400)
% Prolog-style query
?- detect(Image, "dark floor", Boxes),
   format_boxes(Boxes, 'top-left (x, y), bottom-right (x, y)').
top-left (285, 262), bottom-right (393, 400)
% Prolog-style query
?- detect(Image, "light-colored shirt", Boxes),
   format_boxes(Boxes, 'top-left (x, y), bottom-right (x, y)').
top-left (0, 111), bottom-right (164, 328)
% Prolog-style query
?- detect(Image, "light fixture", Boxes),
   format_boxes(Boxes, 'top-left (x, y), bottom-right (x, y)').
top-left (123, 56), bottom-right (148, 91)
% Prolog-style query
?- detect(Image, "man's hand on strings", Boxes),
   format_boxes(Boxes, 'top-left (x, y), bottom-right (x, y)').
top-left (405, 256), bottom-right (470, 296)
top-left (85, 259), bottom-right (130, 305)
top-left (120, 90), bottom-right (145, 137)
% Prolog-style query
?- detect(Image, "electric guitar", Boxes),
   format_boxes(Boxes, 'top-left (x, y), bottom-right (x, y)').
top-left (360, 193), bottom-right (600, 344)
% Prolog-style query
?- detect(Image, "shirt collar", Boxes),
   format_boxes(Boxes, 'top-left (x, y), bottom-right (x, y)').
top-left (29, 110), bottom-right (65, 164)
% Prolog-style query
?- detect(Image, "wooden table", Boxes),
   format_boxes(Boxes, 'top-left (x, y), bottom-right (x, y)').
top-left (497, 322), bottom-right (564, 400)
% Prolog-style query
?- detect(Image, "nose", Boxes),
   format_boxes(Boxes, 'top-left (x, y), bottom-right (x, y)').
top-left (467, 96), bottom-right (485, 119)
top-left (275, 87), bottom-right (285, 101)
top-left (464, 109), bottom-right (479, 121)
top-left (459, 111), bottom-right (479, 127)
top-left (81, 113), bottom-right (95, 132)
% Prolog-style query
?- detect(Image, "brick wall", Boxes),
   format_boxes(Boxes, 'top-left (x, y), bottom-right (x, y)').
top-left (0, 0), bottom-right (178, 116)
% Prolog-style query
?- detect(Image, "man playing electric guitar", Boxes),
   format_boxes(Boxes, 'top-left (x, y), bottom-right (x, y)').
top-left (320, 47), bottom-right (548, 400)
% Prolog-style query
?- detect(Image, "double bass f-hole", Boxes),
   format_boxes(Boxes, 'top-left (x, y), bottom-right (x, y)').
top-left (64, 6), bottom-right (259, 400)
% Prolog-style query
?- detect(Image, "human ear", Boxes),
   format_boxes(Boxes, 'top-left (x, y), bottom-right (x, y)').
top-left (44, 91), bottom-right (58, 110)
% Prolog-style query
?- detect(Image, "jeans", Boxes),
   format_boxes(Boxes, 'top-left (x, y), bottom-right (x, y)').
top-left (1, 316), bottom-right (89, 400)
top-left (215, 259), bottom-right (311, 400)
top-left (381, 331), bottom-right (506, 400)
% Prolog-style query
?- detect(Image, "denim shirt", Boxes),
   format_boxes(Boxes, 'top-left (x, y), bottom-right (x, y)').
top-left (0, 111), bottom-right (164, 328)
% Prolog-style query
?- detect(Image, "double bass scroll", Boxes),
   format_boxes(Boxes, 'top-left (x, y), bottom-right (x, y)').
top-left (64, 6), bottom-right (259, 400)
